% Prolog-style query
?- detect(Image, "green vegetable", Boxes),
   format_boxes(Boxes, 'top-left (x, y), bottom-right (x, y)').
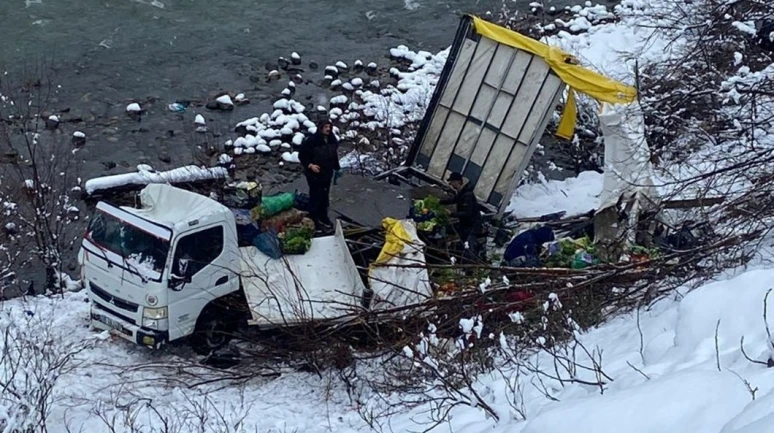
top-left (282, 236), bottom-right (312, 254)
top-left (281, 226), bottom-right (315, 254)
top-left (412, 195), bottom-right (450, 232)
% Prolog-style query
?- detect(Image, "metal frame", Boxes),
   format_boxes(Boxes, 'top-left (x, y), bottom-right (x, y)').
top-left (402, 15), bottom-right (565, 218)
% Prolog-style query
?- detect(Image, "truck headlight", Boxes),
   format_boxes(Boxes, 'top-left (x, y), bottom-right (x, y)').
top-left (143, 307), bottom-right (168, 319)
top-left (142, 318), bottom-right (168, 330)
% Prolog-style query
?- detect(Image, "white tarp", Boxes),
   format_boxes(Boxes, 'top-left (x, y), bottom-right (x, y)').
top-left (368, 220), bottom-right (432, 312)
top-left (240, 221), bottom-right (367, 326)
top-left (597, 102), bottom-right (657, 211)
top-left (84, 165), bottom-right (228, 195)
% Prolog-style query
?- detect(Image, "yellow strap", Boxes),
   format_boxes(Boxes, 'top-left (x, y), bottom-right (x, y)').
top-left (556, 90), bottom-right (577, 140)
top-left (470, 16), bottom-right (637, 138)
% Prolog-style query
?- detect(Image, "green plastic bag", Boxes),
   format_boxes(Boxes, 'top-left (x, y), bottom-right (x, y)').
top-left (261, 192), bottom-right (296, 218)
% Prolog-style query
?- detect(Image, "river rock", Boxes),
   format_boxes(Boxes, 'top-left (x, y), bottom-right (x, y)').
top-left (265, 61), bottom-right (278, 71)
top-left (234, 124), bottom-right (249, 137)
top-left (335, 61), bottom-right (349, 71)
top-left (291, 74), bottom-right (303, 84)
top-left (72, 131), bottom-right (86, 147)
top-left (126, 102), bottom-right (142, 113)
top-left (278, 57), bottom-right (290, 70)
top-left (45, 115), bottom-right (60, 130)
top-left (267, 70), bottom-right (281, 82)
top-left (309, 61), bottom-right (319, 70)
top-left (324, 65), bottom-right (339, 77)
top-left (158, 152), bottom-right (172, 163)
top-left (206, 94), bottom-right (234, 111)
top-left (4, 222), bottom-right (18, 236)
top-left (235, 93), bottom-right (249, 105)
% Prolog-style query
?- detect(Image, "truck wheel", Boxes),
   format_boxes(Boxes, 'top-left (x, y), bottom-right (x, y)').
top-left (189, 309), bottom-right (234, 355)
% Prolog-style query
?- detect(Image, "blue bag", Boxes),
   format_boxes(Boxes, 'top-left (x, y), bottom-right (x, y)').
top-left (252, 230), bottom-right (283, 259)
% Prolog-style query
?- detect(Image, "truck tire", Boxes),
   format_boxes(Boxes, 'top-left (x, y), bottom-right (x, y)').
top-left (189, 307), bottom-right (234, 355)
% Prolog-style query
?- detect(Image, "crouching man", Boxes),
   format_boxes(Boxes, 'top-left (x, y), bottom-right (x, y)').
top-left (441, 172), bottom-right (483, 261)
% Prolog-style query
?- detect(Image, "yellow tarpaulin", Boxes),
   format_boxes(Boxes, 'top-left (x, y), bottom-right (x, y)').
top-left (470, 16), bottom-right (637, 140)
top-left (373, 217), bottom-right (413, 266)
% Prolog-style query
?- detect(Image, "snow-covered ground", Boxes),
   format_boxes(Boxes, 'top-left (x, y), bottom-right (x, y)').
top-left (4, 217), bottom-right (774, 433)
top-left (3, 168), bottom-right (770, 433)
top-left (508, 171), bottom-right (603, 218)
top-left (427, 265), bottom-right (774, 433)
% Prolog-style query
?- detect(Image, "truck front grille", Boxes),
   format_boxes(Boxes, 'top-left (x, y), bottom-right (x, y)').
top-left (90, 282), bottom-right (139, 313)
top-left (92, 302), bottom-right (137, 326)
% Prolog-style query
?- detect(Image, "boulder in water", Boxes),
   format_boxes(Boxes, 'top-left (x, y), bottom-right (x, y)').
top-left (278, 57), bottom-right (290, 70)
top-left (267, 70), bottom-right (281, 82)
top-left (72, 131), bottom-right (86, 147)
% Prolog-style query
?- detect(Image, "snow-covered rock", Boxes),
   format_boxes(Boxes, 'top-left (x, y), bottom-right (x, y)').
top-left (256, 144), bottom-right (272, 153)
top-left (218, 154), bottom-right (233, 165)
top-left (293, 133), bottom-right (305, 146)
top-left (126, 102), bottom-right (142, 113)
top-left (330, 95), bottom-right (348, 106)
top-left (281, 151), bottom-right (300, 163)
top-left (216, 94), bottom-right (234, 106)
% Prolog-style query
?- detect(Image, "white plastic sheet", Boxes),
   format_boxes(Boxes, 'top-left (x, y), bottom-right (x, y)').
top-left (369, 220), bottom-right (432, 311)
top-left (597, 102), bottom-right (656, 211)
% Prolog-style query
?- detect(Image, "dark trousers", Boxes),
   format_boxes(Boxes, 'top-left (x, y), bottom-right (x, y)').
top-left (452, 220), bottom-right (482, 263)
top-left (307, 176), bottom-right (332, 225)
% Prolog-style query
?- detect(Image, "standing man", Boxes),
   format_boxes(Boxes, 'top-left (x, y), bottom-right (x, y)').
top-left (442, 172), bottom-right (483, 260)
top-left (299, 120), bottom-right (340, 229)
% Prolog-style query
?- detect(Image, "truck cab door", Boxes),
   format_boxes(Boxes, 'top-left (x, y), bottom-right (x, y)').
top-left (166, 224), bottom-right (238, 340)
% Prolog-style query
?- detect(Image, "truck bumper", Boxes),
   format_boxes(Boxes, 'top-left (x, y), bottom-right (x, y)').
top-left (90, 305), bottom-right (169, 349)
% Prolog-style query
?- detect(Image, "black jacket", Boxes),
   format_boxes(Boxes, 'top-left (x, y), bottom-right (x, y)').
top-left (298, 132), bottom-right (340, 181)
top-left (442, 183), bottom-right (482, 227)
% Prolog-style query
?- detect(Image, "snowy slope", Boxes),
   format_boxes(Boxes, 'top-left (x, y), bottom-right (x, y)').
top-left (0, 292), bottom-right (366, 432)
top-left (3, 172), bottom-right (774, 433)
top-left (481, 267), bottom-right (774, 433)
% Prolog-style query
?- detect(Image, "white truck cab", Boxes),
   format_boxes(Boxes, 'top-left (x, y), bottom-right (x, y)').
top-left (81, 184), bottom-right (241, 349)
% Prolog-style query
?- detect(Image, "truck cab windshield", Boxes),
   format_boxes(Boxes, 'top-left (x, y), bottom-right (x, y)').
top-left (87, 210), bottom-right (170, 280)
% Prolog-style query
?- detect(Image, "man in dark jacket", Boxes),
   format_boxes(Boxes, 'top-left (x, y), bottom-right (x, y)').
top-left (298, 120), bottom-right (340, 229)
top-left (441, 172), bottom-right (482, 259)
